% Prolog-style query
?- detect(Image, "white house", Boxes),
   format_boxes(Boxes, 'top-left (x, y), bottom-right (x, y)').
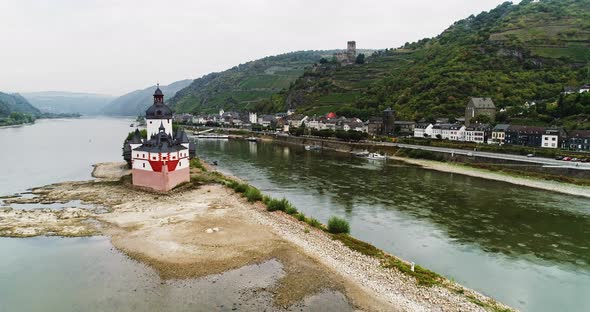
top-left (414, 123), bottom-right (433, 138)
top-left (449, 125), bottom-right (466, 141)
top-left (464, 125), bottom-right (489, 144)
top-left (541, 129), bottom-right (561, 149)
top-left (580, 84), bottom-right (590, 93)
top-left (249, 112), bottom-right (258, 124)
top-left (491, 124), bottom-right (510, 145)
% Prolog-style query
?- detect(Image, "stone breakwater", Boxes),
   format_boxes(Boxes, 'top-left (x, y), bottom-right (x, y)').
top-left (0, 162), bottom-right (513, 311)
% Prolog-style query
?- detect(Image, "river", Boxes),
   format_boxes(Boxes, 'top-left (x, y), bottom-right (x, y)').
top-left (0, 118), bottom-right (589, 311)
top-left (194, 139), bottom-right (590, 312)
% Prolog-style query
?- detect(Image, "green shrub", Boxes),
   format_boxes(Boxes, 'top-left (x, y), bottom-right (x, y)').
top-left (262, 195), bottom-right (271, 205)
top-left (327, 216), bottom-right (350, 234)
top-left (306, 218), bottom-right (322, 228)
top-left (266, 198), bottom-right (292, 212)
top-left (234, 183), bottom-right (249, 193)
top-left (244, 187), bottom-right (262, 202)
top-left (189, 158), bottom-right (207, 171)
top-left (285, 205), bottom-right (298, 215)
top-left (295, 213), bottom-right (306, 221)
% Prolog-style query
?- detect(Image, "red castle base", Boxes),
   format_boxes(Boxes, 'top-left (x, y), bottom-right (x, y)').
top-left (132, 167), bottom-right (190, 192)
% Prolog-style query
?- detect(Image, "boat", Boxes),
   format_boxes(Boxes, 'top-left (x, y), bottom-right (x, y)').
top-left (129, 123), bottom-right (134, 127)
top-left (193, 134), bottom-right (229, 139)
top-left (367, 152), bottom-right (386, 160)
top-left (246, 137), bottom-right (258, 142)
top-left (352, 150), bottom-right (370, 157)
top-left (305, 145), bottom-right (321, 151)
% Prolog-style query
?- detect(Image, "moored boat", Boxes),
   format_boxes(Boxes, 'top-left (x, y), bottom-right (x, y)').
top-left (367, 152), bottom-right (386, 160)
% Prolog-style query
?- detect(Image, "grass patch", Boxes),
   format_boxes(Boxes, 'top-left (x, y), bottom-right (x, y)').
top-left (190, 158), bottom-right (207, 172)
top-left (285, 205), bottom-right (298, 215)
top-left (295, 212), bottom-right (306, 221)
top-left (244, 187), bottom-right (263, 202)
top-left (266, 198), bottom-right (293, 212)
top-left (327, 216), bottom-right (350, 234)
top-left (305, 218), bottom-right (322, 228)
top-left (332, 233), bottom-right (443, 287)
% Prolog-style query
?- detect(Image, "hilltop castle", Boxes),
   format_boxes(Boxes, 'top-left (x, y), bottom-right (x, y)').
top-left (123, 85), bottom-right (195, 192)
top-left (334, 41), bottom-right (357, 65)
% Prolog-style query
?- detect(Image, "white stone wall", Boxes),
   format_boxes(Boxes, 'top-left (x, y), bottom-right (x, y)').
top-left (146, 118), bottom-right (173, 137)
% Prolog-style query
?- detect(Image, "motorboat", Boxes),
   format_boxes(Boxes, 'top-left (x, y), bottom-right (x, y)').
top-left (246, 137), bottom-right (258, 142)
top-left (352, 150), bottom-right (370, 157)
top-left (305, 145), bottom-right (321, 151)
top-left (130, 123), bottom-right (134, 127)
top-left (367, 152), bottom-right (386, 160)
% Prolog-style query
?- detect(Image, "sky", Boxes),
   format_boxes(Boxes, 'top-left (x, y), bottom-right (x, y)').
top-left (0, 0), bottom-right (515, 96)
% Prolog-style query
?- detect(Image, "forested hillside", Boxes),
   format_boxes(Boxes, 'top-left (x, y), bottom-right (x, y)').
top-left (0, 92), bottom-right (41, 116)
top-left (279, 0), bottom-right (590, 128)
top-left (168, 51), bottom-right (344, 114)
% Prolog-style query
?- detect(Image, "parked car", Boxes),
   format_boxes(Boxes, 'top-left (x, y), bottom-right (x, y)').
top-left (526, 154), bottom-right (535, 157)
top-left (581, 158), bottom-right (589, 163)
top-left (563, 157), bottom-right (572, 161)
top-left (572, 158), bottom-right (579, 162)
top-left (555, 156), bottom-right (563, 160)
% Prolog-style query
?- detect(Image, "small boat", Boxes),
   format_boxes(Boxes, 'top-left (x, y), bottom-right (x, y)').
top-left (367, 152), bottom-right (386, 160)
top-left (212, 160), bottom-right (218, 166)
top-left (353, 150), bottom-right (370, 157)
top-left (130, 123), bottom-right (134, 127)
top-left (246, 137), bottom-right (258, 142)
top-left (305, 145), bottom-right (321, 151)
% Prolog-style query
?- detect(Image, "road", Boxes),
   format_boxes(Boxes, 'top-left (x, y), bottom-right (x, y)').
top-left (387, 142), bottom-right (590, 170)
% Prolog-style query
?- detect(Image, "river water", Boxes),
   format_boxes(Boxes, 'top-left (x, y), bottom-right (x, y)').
top-left (0, 119), bottom-right (589, 311)
top-left (194, 139), bottom-right (590, 312)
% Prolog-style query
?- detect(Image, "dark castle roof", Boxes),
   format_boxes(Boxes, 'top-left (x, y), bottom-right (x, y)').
top-left (146, 86), bottom-right (172, 119)
top-left (134, 124), bottom-right (187, 153)
top-left (129, 128), bottom-right (143, 144)
top-left (146, 103), bottom-right (172, 119)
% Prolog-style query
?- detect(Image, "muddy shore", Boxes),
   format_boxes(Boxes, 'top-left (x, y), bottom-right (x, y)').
top-left (0, 162), bottom-right (512, 311)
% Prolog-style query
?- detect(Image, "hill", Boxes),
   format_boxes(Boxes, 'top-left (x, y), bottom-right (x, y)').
top-left (103, 79), bottom-right (192, 116)
top-left (279, 0), bottom-right (590, 126)
top-left (0, 92), bottom-right (41, 116)
top-left (21, 91), bottom-right (114, 115)
top-left (168, 50), bottom-right (377, 114)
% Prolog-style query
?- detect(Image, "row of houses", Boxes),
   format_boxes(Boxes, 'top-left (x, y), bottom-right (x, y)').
top-left (414, 123), bottom-right (590, 151)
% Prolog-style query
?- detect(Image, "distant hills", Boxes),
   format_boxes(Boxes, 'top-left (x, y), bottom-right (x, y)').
top-left (21, 91), bottom-right (114, 115)
top-left (102, 79), bottom-right (192, 116)
top-left (279, 0), bottom-right (590, 127)
top-left (0, 92), bottom-right (41, 116)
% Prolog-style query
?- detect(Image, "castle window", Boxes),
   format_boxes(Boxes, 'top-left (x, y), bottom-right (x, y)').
top-left (143, 163), bottom-right (145, 168)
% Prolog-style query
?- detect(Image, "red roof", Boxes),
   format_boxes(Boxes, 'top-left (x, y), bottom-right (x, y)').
top-left (326, 112), bottom-right (337, 119)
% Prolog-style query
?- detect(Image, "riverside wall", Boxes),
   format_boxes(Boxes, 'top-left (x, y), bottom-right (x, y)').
top-left (260, 135), bottom-right (590, 180)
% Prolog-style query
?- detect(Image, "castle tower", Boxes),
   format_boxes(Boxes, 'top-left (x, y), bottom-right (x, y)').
top-left (146, 84), bottom-right (173, 137)
top-left (382, 107), bottom-right (395, 136)
top-left (347, 41), bottom-right (356, 63)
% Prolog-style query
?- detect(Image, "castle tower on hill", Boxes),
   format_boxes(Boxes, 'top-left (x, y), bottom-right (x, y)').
top-left (123, 85), bottom-right (196, 192)
top-left (334, 40), bottom-right (357, 65)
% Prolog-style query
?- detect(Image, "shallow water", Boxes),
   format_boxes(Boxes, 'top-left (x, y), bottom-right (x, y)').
top-left (196, 139), bottom-right (590, 312)
top-left (0, 237), bottom-right (350, 312)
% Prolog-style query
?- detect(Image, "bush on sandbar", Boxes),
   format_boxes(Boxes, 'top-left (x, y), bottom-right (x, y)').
top-left (327, 216), bottom-right (350, 234)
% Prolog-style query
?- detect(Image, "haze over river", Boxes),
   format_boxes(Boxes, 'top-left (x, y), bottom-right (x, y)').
top-left (0, 118), bottom-right (589, 311)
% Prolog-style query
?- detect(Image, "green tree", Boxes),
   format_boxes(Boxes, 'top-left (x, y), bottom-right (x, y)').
top-left (355, 53), bottom-right (365, 64)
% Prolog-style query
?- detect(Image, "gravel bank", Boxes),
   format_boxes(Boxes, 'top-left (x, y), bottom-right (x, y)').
top-left (390, 156), bottom-right (590, 199)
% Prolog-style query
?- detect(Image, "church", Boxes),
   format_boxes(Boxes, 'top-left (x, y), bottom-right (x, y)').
top-left (123, 85), bottom-right (195, 191)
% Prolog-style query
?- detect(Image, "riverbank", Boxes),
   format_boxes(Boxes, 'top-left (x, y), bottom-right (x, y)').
top-left (261, 134), bottom-right (590, 198)
top-left (389, 156), bottom-right (590, 199)
top-left (0, 162), bottom-right (512, 311)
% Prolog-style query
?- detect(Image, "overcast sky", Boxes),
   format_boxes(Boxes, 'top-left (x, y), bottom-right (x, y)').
top-left (1, 0), bottom-right (515, 96)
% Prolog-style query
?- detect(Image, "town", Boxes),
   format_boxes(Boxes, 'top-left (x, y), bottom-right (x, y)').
top-left (172, 91), bottom-right (590, 153)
